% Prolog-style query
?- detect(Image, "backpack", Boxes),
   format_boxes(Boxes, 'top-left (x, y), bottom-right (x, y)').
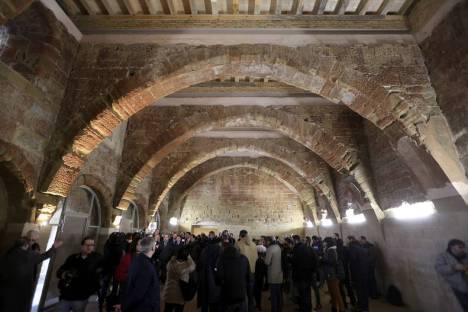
top-left (179, 271), bottom-right (197, 301)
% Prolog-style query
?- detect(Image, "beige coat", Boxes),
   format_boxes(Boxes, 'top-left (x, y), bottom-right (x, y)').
top-left (236, 238), bottom-right (258, 273)
top-left (265, 244), bottom-right (283, 284)
top-left (162, 255), bottom-right (196, 305)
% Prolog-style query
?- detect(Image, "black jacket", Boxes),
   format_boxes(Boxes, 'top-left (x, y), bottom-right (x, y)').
top-left (348, 242), bottom-right (370, 283)
top-left (122, 253), bottom-right (160, 312)
top-left (215, 246), bottom-right (251, 305)
top-left (291, 242), bottom-right (317, 282)
top-left (197, 242), bottom-right (222, 308)
top-left (57, 252), bottom-right (102, 301)
top-left (0, 246), bottom-right (56, 312)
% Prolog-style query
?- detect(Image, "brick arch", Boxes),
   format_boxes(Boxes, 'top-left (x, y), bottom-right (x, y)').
top-left (140, 138), bottom-right (351, 222)
top-left (166, 157), bottom-right (321, 224)
top-left (113, 106), bottom-right (359, 208)
top-left (0, 140), bottom-right (36, 193)
top-left (45, 44), bottom-right (432, 200)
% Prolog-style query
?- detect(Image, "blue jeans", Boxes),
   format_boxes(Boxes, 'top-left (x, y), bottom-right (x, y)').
top-left (270, 283), bottom-right (282, 312)
top-left (57, 299), bottom-right (88, 312)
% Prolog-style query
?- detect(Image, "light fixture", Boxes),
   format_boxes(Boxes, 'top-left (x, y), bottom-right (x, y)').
top-left (112, 215), bottom-right (122, 227)
top-left (390, 201), bottom-right (435, 220)
top-left (37, 213), bottom-right (50, 226)
top-left (321, 218), bottom-right (333, 227)
top-left (345, 207), bottom-right (366, 224)
top-left (169, 217), bottom-right (178, 226)
top-left (306, 220), bottom-right (314, 228)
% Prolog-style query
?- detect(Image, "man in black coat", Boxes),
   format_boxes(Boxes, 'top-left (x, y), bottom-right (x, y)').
top-left (197, 237), bottom-right (222, 312)
top-left (215, 245), bottom-right (251, 312)
top-left (122, 237), bottom-right (160, 312)
top-left (291, 235), bottom-right (317, 312)
top-left (0, 237), bottom-right (62, 312)
top-left (57, 236), bottom-right (102, 312)
top-left (348, 237), bottom-right (370, 312)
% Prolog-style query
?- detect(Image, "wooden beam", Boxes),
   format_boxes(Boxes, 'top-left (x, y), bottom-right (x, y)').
top-left (248, 0), bottom-right (261, 14)
top-left (311, 0), bottom-right (321, 14)
top-left (376, 0), bottom-right (390, 15)
top-left (101, 0), bottom-right (116, 14)
top-left (165, 0), bottom-right (177, 14)
top-left (232, 0), bottom-right (239, 14)
top-left (189, 0), bottom-right (197, 14)
top-left (123, 0), bottom-right (136, 15)
top-left (204, 0), bottom-right (212, 14)
top-left (269, 0), bottom-right (281, 15)
top-left (317, 0), bottom-right (327, 15)
top-left (145, 0), bottom-right (158, 14)
top-left (357, 0), bottom-right (369, 15)
top-left (73, 14), bottom-right (410, 31)
top-left (62, 0), bottom-right (82, 15)
top-left (79, 0), bottom-right (97, 15)
top-left (398, 0), bottom-right (414, 15)
top-left (338, 0), bottom-right (349, 14)
top-left (291, 0), bottom-right (304, 15)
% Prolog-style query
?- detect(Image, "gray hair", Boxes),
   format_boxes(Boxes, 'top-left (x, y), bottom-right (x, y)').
top-left (139, 237), bottom-right (155, 254)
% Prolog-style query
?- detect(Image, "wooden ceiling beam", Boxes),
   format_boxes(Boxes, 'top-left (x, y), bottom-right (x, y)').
top-left (231, 0), bottom-right (239, 14)
top-left (123, 0), bottom-right (137, 15)
top-left (358, 0), bottom-right (370, 15)
top-left (62, 0), bottom-right (82, 15)
top-left (291, 0), bottom-right (304, 15)
top-left (79, 0), bottom-right (97, 15)
top-left (398, 0), bottom-right (413, 15)
top-left (317, 0), bottom-right (327, 15)
top-left (165, 0), bottom-right (177, 14)
top-left (73, 14), bottom-right (410, 31)
top-left (269, 0), bottom-right (281, 15)
top-left (100, 0), bottom-right (116, 14)
top-left (145, 0), bottom-right (158, 14)
top-left (377, 0), bottom-right (390, 15)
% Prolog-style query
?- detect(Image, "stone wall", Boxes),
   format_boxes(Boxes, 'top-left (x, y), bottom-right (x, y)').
top-left (420, 1), bottom-right (468, 177)
top-left (179, 167), bottom-right (305, 237)
top-left (365, 121), bottom-right (426, 209)
top-left (0, 2), bottom-right (78, 186)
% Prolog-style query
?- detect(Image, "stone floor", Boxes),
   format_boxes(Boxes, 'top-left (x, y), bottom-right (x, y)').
top-left (68, 288), bottom-right (414, 312)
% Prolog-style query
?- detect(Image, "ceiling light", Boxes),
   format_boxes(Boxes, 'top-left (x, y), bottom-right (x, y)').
top-left (348, 213), bottom-right (366, 224)
top-left (306, 220), bottom-right (314, 228)
top-left (169, 217), bottom-right (178, 226)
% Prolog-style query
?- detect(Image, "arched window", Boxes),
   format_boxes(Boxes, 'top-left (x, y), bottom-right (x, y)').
top-left (62, 185), bottom-right (102, 243)
top-left (125, 201), bottom-right (140, 232)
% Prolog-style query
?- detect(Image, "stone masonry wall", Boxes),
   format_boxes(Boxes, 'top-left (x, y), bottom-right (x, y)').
top-left (0, 2), bottom-right (78, 186)
top-left (180, 167), bottom-right (305, 237)
top-left (420, 1), bottom-right (468, 177)
top-left (364, 121), bottom-right (426, 209)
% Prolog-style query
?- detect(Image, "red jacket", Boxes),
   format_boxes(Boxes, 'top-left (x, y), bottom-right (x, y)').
top-left (115, 253), bottom-right (133, 283)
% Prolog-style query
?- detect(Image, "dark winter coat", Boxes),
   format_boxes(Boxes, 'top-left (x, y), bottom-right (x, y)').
top-left (322, 246), bottom-right (345, 280)
top-left (0, 246), bottom-right (56, 312)
top-left (291, 242), bottom-right (317, 282)
top-left (57, 252), bottom-right (102, 301)
top-left (215, 246), bottom-right (251, 305)
top-left (122, 253), bottom-right (160, 312)
top-left (348, 241), bottom-right (370, 283)
top-left (197, 242), bottom-right (222, 308)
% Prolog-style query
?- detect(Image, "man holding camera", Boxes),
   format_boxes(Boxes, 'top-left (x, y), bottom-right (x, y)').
top-left (57, 237), bottom-right (102, 312)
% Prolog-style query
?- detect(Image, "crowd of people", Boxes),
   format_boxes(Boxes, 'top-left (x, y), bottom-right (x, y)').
top-left (0, 228), bottom-right (466, 312)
